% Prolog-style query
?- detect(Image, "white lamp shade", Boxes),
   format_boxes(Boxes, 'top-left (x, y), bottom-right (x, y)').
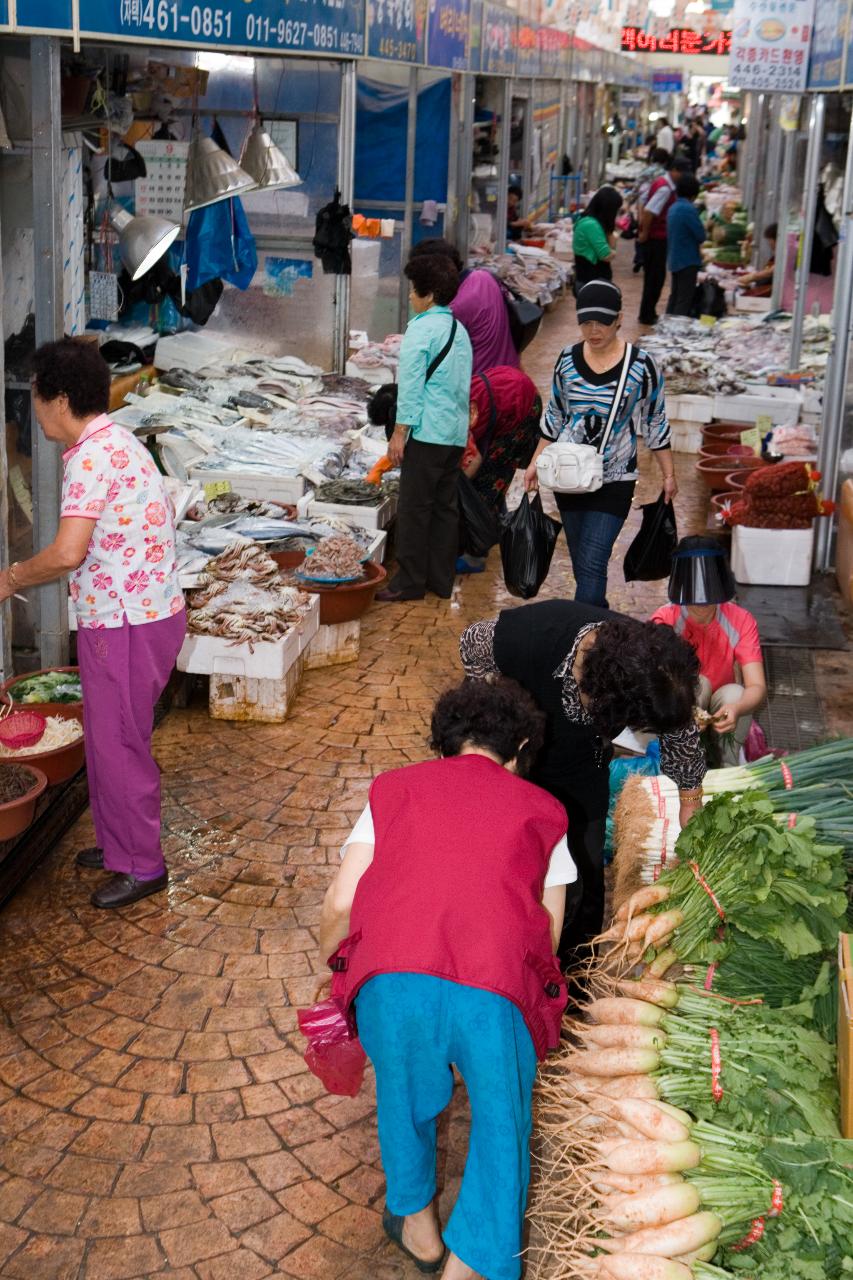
top-left (109, 204), bottom-right (181, 281)
top-left (239, 123), bottom-right (301, 191)
top-left (184, 132), bottom-right (258, 212)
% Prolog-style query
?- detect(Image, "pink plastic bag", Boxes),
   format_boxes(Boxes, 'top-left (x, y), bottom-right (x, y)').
top-left (297, 999), bottom-right (367, 1097)
top-left (744, 720), bottom-right (785, 762)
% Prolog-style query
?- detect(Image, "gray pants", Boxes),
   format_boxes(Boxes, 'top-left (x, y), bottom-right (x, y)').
top-left (697, 676), bottom-right (751, 765)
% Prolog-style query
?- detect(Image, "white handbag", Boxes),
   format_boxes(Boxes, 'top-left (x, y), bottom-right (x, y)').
top-left (536, 343), bottom-right (634, 494)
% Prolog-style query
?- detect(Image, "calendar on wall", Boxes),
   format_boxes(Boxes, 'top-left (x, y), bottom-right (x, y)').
top-left (134, 141), bottom-right (190, 223)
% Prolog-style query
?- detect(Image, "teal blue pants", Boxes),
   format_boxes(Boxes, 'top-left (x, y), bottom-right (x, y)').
top-left (356, 973), bottom-right (538, 1280)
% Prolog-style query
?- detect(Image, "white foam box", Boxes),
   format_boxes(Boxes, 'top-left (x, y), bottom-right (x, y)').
top-left (802, 388), bottom-right (823, 415)
top-left (295, 593), bottom-right (321, 655)
top-left (742, 383), bottom-right (802, 403)
top-left (666, 394), bottom-right (714, 424)
top-left (734, 294), bottom-right (772, 313)
top-left (669, 420), bottom-right (704, 454)
top-left (305, 619), bottom-right (361, 669)
top-left (714, 393), bottom-right (801, 426)
top-left (177, 626), bottom-right (301, 680)
top-left (345, 359), bottom-right (395, 387)
top-left (304, 494), bottom-right (397, 532)
top-left (188, 467), bottom-right (306, 506)
top-left (731, 524), bottom-right (814, 586)
top-left (209, 655), bottom-right (305, 723)
top-left (801, 411), bottom-right (822, 427)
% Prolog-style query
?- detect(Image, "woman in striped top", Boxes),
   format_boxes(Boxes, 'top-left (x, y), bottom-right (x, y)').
top-left (525, 280), bottom-right (677, 608)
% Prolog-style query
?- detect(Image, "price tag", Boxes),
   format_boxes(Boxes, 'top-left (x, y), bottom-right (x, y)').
top-left (740, 427), bottom-right (762, 454)
top-left (203, 480), bottom-right (232, 501)
top-left (755, 414), bottom-right (773, 436)
top-left (699, 314), bottom-right (717, 327)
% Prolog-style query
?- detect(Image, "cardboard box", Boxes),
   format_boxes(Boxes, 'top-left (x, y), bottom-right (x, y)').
top-left (839, 933), bottom-right (852, 1139)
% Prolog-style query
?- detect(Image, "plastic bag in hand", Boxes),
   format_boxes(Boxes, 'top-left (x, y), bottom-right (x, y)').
top-left (297, 998), bottom-right (367, 1097)
top-left (623, 492), bottom-right (678, 582)
top-left (500, 492), bottom-right (561, 599)
top-left (458, 475), bottom-right (501, 558)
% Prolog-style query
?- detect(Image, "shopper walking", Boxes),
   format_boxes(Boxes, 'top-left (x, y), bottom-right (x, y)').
top-left (656, 116), bottom-right (675, 157)
top-left (0, 339), bottom-right (185, 909)
top-left (377, 255), bottom-right (472, 603)
top-left (637, 156), bottom-right (691, 325)
top-left (460, 601), bottom-right (704, 966)
top-left (572, 185), bottom-right (622, 291)
top-left (409, 238), bottom-right (519, 375)
top-left (666, 174), bottom-right (706, 316)
top-left (524, 281), bottom-right (677, 609)
top-left (319, 678), bottom-right (573, 1280)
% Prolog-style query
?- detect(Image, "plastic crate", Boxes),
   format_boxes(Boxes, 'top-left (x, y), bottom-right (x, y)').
top-left (731, 524), bottom-right (814, 586)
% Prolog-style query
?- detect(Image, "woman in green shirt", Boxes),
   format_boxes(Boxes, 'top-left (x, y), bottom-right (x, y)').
top-left (573, 185), bottom-right (623, 293)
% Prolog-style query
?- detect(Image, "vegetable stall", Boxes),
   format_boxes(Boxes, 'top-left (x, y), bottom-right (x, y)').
top-left (527, 738), bottom-right (853, 1279)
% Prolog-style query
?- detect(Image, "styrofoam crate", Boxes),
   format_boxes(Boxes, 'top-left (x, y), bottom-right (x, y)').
top-left (305, 619), bottom-right (361, 669)
top-left (731, 524), bottom-right (814, 586)
top-left (306, 494), bottom-right (397, 531)
top-left (669, 421), bottom-right (703, 454)
top-left (741, 382), bottom-right (802, 402)
top-left (734, 295), bottom-right (772, 313)
top-left (802, 388), bottom-right (823, 414)
top-left (366, 528), bottom-right (388, 563)
top-left (295, 593), bottom-right (321, 655)
top-left (713, 394), bottom-right (801, 426)
top-left (801, 412), bottom-right (822, 426)
top-left (176, 625), bottom-right (301, 680)
top-left (209, 655), bottom-right (304, 723)
top-left (667, 394), bottom-right (714, 424)
top-left (188, 467), bottom-right (306, 505)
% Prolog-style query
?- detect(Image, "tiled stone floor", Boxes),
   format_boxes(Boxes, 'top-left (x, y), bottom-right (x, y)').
top-left (0, 245), bottom-right (850, 1279)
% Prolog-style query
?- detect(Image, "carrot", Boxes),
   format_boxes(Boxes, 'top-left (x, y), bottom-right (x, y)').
top-left (569, 1048), bottom-right (661, 1077)
top-left (608, 1099), bottom-right (690, 1143)
top-left (643, 909), bottom-right (685, 951)
top-left (594, 1172), bottom-right (684, 1195)
top-left (600, 1256), bottom-right (692, 1280)
top-left (597, 1181), bottom-right (700, 1231)
top-left (601, 1211), bottom-right (722, 1256)
top-left (616, 977), bottom-right (679, 1008)
top-left (579, 1024), bottom-right (667, 1051)
top-left (594, 1075), bottom-right (660, 1100)
top-left (601, 1139), bottom-right (701, 1175)
top-left (616, 884), bottom-right (672, 921)
top-left (586, 997), bottom-right (666, 1027)
top-left (646, 947), bottom-right (679, 978)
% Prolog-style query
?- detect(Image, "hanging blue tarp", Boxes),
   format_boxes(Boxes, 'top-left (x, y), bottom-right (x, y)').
top-left (355, 76), bottom-right (451, 205)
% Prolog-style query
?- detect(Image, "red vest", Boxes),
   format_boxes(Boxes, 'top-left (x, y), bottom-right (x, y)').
top-left (330, 754), bottom-right (569, 1059)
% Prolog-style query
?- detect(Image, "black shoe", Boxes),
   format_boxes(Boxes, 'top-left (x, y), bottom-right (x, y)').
top-left (375, 588), bottom-right (424, 603)
top-left (382, 1207), bottom-right (445, 1274)
top-left (76, 846), bottom-right (104, 869)
top-left (91, 872), bottom-right (168, 909)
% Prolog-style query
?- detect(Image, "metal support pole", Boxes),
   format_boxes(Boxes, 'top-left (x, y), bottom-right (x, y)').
top-left (771, 123), bottom-right (797, 312)
top-left (445, 73), bottom-right (460, 246)
top-left (755, 96), bottom-right (783, 269)
top-left (455, 73), bottom-right (474, 263)
top-left (398, 66), bottom-right (419, 332)
top-left (495, 78), bottom-right (512, 255)
top-left (815, 107), bottom-right (853, 570)
top-left (31, 36), bottom-right (67, 669)
top-left (0, 170), bottom-right (10, 680)
top-left (743, 93), bottom-right (765, 219)
top-left (790, 93), bottom-right (825, 370)
top-left (333, 60), bottom-right (356, 375)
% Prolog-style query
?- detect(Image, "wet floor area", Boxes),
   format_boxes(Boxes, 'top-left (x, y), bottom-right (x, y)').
top-left (0, 247), bottom-right (851, 1279)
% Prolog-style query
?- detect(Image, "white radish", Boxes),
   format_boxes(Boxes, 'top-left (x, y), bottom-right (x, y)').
top-left (593, 1172), bottom-right (684, 1195)
top-left (616, 977), bottom-right (679, 1008)
top-left (596, 1181), bottom-right (700, 1231)
top-left (646, 947), bottom-right (678, 978)
top-left (675, 1242), bottom-right (718, 1263)
top-left (593, 1075), bottom-right (660, 1100)
top-left (600, 1211), bottom-right (723, 1257)
top-left (602, 914), bottom-right (656, 944)
top-left (606, 1099), bottom-right (690, 1143)
top-left (601, 1140), bottom-right (701, 1175)
top-left (645, 1099), bottom-right (693, 1128)
top-left (579, 1024), bottom-right (667, 1051)
top-left (616, 884), bottom-right (671, 921)
top-left (600, 1256), bottom-right (692, 1280)
top-left (644, 909), bottom-right (685, 951)
top-left (586, 997), bottom-right (666, 1026)
top-left (569, 1048), bottom-right (661, 1077)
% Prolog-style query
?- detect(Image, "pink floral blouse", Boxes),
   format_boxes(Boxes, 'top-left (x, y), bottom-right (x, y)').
top-left (60, 414), bottom-right (184, 629)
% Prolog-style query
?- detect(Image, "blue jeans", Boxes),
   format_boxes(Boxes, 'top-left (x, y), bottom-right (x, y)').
top-left (356, 973), bottom-right (537, 1280)
top-left (560, 508), bottom-right (626, 608)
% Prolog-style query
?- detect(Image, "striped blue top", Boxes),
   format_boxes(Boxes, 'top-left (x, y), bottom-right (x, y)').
top-left (542, 343), bottom-right (670, 483)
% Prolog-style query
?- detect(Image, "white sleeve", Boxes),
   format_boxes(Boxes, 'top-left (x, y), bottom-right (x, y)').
top-left (544, 835), bottom-right (578, 889)
top-left (340, 802), bottom-right (375, 858)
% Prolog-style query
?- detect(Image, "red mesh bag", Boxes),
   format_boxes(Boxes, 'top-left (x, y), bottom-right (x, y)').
top-left (297, 999), bottom-right (367, 1097)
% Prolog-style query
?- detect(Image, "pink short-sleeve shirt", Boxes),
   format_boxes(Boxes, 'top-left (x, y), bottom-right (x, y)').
top-left (61, 414), bottom-right (184, 630)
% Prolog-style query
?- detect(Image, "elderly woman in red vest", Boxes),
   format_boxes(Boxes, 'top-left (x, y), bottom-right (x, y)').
top-left (319, 679), bottom-right (574, 1280)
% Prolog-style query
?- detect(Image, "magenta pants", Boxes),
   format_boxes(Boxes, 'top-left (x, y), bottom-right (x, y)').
top-left (76, 611), bottom-right (186, 880)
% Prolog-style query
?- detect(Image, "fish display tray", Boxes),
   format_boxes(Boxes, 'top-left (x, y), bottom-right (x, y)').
top-left (177, 626), bottom-right (302, 680)
top-left (188, 467), bottom-right (307, 506)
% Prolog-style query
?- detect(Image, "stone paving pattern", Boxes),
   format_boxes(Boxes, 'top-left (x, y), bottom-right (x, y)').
top-left (0, 248), bottom-right (850, 1278)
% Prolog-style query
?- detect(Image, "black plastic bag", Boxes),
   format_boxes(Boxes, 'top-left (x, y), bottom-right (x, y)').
top-left (623, 493), bottom-right (678, 582)
top-left (690, 278), bottom-right (727, 319)
top-left (458, 476), bottom-right (501, 558)
top-left (503, 290), bottom-right (544, 353)
top-left (500, 493), bottom-right (561, 599)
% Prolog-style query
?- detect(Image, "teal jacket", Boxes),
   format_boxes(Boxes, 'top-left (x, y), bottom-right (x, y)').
top-left (396, 305), bottom-right (473, 447)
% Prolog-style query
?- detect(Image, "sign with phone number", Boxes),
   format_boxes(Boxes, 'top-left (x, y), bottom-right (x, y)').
top-left (367, 0), bottom-right (426, 62)
top-left (31, 0), bottom-right (367, 56)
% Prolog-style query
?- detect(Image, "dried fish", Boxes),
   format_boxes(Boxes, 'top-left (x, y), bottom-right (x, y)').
top-left (313, 479), bottom-right (386, 507)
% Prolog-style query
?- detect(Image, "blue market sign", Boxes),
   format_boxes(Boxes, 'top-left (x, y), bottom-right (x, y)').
top-left (481, 1), bottom-right (516, 75)
top-left (11, 0), bottom-right (366, 56)
top-left (426, 0), bottom-right (471, 69)
top-left (367, 0), bottom-right (427, 62)
top-left (808, 0), bottom-right (849, 89)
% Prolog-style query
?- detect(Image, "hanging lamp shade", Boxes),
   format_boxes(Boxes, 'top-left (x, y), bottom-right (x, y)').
top-left (183, 131), bottom-right (257, 212)
top-left (109, 204), bottom-right (180, 281)
top-left (239, 123), bottom-right (301, 191)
